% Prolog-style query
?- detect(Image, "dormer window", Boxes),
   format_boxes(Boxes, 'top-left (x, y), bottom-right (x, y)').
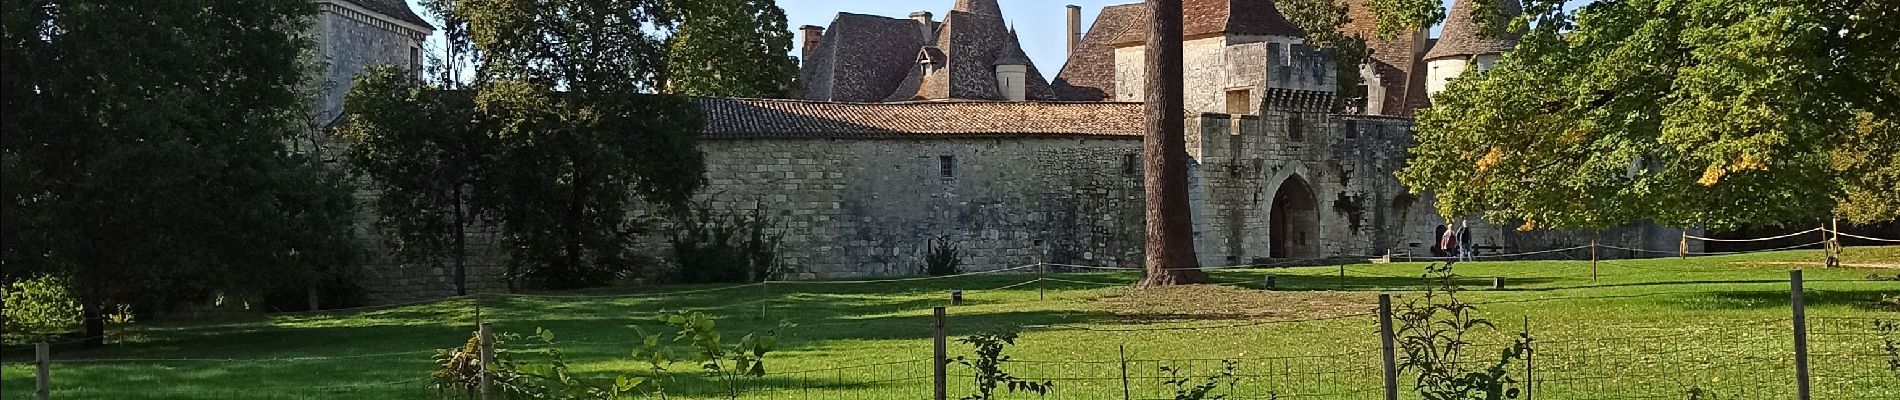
top-left (917, 47), bottom-right (945, 76)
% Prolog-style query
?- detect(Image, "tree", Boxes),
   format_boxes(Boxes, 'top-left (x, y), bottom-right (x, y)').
top-left (1140, 0), bottom-right (1208, 285)
top-left (450, 0), bottom-right (706, 289)
top-left (0, 0), bottom-right (360, 345)
top-left (338, 67), bottom-right (492, 296)
top-left (666, 0), bottom-right (798, 98)
top-left (1388, 0), bottom-right (1898, 230)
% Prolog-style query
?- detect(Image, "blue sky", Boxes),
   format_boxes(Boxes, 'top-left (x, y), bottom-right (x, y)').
top-left (406, 0), bottom-right (1588, 76)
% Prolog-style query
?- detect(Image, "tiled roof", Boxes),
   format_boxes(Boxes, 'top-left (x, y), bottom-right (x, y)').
top-left (339, 0), bottom-right (434, 30)
top-left (1052, 3), bottom-right (1147, 101)
top-left (696, 97), bottom-right (1144, 138)
top-left (1112, 0), bottom-right (1304, 46)
top-left (1340, 0), bottom-right (1429, 116)
top-left (800, 13), bottom-right (929, 102)
top-left (1421, 0), bottom-right (1521, 60)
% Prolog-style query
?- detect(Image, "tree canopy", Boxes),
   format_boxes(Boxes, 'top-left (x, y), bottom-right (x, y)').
top-left (1388, 0), bottom-right (1898, 230)
top-left (666, 0), bottom-right (798, 97)
top-left (417, 0), bottom-right (706, 288)
top-left (1, 0), bottom-right (359, 341)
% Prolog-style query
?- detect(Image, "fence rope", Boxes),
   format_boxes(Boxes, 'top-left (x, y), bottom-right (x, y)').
top-left (1685, 228), bottom-right (1822, 242)
top-left (764, 264), bottom-right (1036, 284)
top-left (1826, 228), bottom-right (1900, 243)
top-left (46, 349), bottom-right (434, 364)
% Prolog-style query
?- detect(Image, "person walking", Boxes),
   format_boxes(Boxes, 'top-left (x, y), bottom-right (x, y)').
top-left (1457, 220), bottom-right (1473, 261)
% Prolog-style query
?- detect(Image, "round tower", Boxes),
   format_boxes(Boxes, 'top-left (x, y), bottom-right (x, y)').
top-left (1423, 0), bottom-right (1522, 98)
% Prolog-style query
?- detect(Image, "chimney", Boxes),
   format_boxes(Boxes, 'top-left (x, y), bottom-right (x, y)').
top-left (1066, 5), bottom-right (1081, 59)
top-left (909, 11), bottom-right (935, 40)
top-left (799, 25), bottom-right (825, 63)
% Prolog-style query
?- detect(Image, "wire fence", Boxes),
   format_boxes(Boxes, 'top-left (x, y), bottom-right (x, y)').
top-left (5, 229), bottom-right (1897, 399)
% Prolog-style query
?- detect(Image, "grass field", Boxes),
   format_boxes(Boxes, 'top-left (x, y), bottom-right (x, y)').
top-left (3, 247), bottom-right (1898, 399)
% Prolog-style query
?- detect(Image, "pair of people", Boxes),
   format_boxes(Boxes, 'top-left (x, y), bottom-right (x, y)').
top-left (1438, 221), bottom-right (1473, 261)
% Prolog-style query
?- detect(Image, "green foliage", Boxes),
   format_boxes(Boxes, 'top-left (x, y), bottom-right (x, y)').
top-left (437, 0), bottom-right (708, 289)
top-left (924, 237), bottom-right (962, 277)
top-left (1395, 263), bottom-right (1531, 400)
top-left (666, 0), bottom-right (797, 97)
top-left (0, 0), bottom-right (361, 332)
top-left (1396, 0), bottom-right (1900, 229)
top-left (433, 327), bottom-right (638, 400)
top-left (1363, 0), bottom-right (1446, 39)
top-left (633, 310), bottom-right (790, 399)
top-left (670, 204), bottom-right (783, 283)
top-left (1278, 0), bottom-right (1369, 111)
top-left (953, 329), bottom-right (1052, 400)
top-left (1160, 359), bottom-right (1239, 400)
top-left (340, 66), bottom-right (493, 290)
top-left (1, 275), bottom-right (81, 341)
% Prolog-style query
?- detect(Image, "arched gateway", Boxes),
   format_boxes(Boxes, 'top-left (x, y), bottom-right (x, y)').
top-left (1269, 174), bottom-right (1320, 259)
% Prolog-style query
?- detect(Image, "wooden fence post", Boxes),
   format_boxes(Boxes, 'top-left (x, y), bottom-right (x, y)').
top-left (35, 342), bottom-right (49, 400)
top-left (479, 323), bottom-right (493, 400)
top-left (1378, 293), bottom-right (1399, 400)
top-left (1790, 270), bottom-right (1811, 400)
top-left (1590, 240), bottom-right (1598, 282)
top-left (1678, 231), bottom-right (1688, 259)
top-left (933, 306), bottom-right (947, 400)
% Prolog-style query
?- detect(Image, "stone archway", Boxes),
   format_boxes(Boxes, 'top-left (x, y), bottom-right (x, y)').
top-left (1269, 174), bottom-right (1320, 259)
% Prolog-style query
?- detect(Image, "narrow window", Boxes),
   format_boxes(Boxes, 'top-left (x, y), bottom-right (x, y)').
top-left (938, 155), bottom-right (955, 178)
top-left (1287, 114), bottom-right (1305, 141)
top-left (409, 46), bottom-right (422, 79)
top-left (1122, 153), bottom-right (1138, 176)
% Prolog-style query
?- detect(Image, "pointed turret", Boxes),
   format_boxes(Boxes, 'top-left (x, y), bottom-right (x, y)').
top-left (1422, 0), bottom-right (1522, 61)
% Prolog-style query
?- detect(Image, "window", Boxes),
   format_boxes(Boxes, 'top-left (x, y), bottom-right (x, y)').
top-left (1287, 114), bottom-right (1304, 141)
top-left (409, 46), bottom-right (422, 79)
top-left (938, 155), bottom-right (955, 178)
top-left (1122, 153), bottom-right (1138, 176)
top-left (1344, 119), bottom-right (1358, 138)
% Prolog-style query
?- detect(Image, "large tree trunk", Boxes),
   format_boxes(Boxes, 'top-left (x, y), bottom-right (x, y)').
top-left (1140, 0), bottom-right (1207, 286)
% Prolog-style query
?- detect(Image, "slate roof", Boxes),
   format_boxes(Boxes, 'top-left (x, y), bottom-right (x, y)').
top-left (1111, 0), bottom-right (1305, 46)
top-left (696, 97), bottom-right (1143, 138)
top-left (1421, 0), bottom-right (1522, 60)
top-left (800, 13), bottom-right (929, 102)
top-left (1052, 3), bottom-right (1147, 101)
top-left (339, 0), bottom-right (434, 30)
top-left (801, 0), bottom-right (1056, 102)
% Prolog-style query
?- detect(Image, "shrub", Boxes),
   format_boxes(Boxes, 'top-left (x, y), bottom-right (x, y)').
top-left (1161, 359), bottom-right (1238, 400)
top-left (671, 204), bottom-right (782, 283)
top-left (632, 310), bottom-right (791, 398)
top-left (924, 237), bottom-right (961, 276)
top-left (1, 275), bottom-right (82, 343)
top-left (953, 329), bottom-right (1051, 400)
top-left (433, 327), bottom-right (640, 400)
top-left (1394, 262), bottom-right (1531, 400)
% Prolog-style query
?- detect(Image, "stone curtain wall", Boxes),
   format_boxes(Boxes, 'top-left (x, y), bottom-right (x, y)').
top-left (677, 136), bottom-right (1146, 278)
top-left (311, 3), bottom-right (424, 127)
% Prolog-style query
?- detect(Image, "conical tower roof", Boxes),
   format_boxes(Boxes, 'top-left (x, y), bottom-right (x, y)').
top-left (1422, 0), bottom-right (1522, 60)
top-left (994, 27), bottom-right (1032, 66)
top-left (953, 0), bottom-right (1003, 17)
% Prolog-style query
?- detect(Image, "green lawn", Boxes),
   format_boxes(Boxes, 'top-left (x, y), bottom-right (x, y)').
top-left (4, 247), bottom-right (1898, 399)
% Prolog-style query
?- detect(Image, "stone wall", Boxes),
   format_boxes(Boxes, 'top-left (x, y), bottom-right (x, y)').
top-left (310, 2), bottom-right (425, 127)
top-left (683, 136), bottom-right (1147, 278)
